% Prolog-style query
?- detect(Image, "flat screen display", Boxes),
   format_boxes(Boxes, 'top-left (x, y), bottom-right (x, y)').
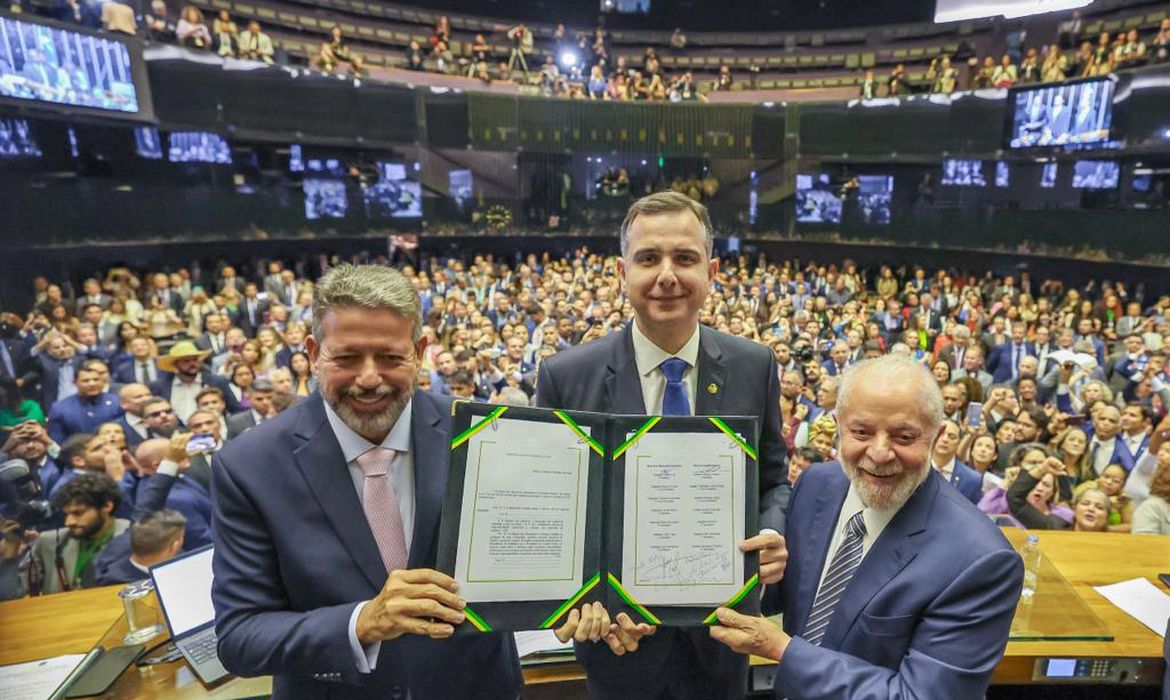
top-left (168, 131), bottom-right (231, 164)
top-left (1072, 160), bottom-right (1119, 189)
top-left (601, 0), bottom-right (650, 14)
top-left (288, 144), bottom-right (304, 172)
top-left (364, 162), bottom-right (421, 218)
top-left (996, 161), bottom-right (1010, 187)
top-left (795, 173), bottom-right (841, 224)
top-left (0, 14), bottom-right (146, 116)
top-left (1008, 79), bottom-right (1114, 148)
top-left (449, 169), bottom-right (473, 210)
top-left (857, 175), bottom-right (893, 225)
top-left (152, 548), bottom-right (214, 637)
top-left (1041, 162), bottom-right (1058, 188)
top-left (1132, 173), bottom-right (1151, 192)
top-left (304, 178), bottom-right (347, 219)
top-left (942, 159), bottom-right (986, 186)
top-left (0, 117), bottom-right (41, 158)
top-left (135, 126), bottom-right (162, 160)
top-left (935, 0), bottom-right (1090, 23)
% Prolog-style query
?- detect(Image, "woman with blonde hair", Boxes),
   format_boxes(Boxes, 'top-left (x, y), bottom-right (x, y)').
top-left (1132, 442), bottom-right (1170, 534)
top-left (806, 413), bottom-right (838, 462)
top-left (1072, 463), bottom-right (1133, 531)
top-left (1049, 426), bottom-right (1092, 483)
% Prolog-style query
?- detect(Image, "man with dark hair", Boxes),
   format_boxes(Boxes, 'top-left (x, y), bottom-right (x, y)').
top-left (1118, 403), bottom-right (1152, 471)
top-left (152, 341), bottom-right (240, 424)
top-left (226, 379), bottom-right (274, 440)
top-left (46, 364), bottom-right (122, 444)
top-left (142, 398), bottom-right (180, 438)
top-left (27, 472), bottom-right (129, 594)
top-left (95, 509), bottom-right (187, 585)
top-left (446, 370), bottom-right (476, 400)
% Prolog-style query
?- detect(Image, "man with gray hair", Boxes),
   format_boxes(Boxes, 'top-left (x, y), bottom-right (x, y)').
top-left (211, 264), bottom-right (522, 699)
top-left (709, 355), bottom-right (1023, 699)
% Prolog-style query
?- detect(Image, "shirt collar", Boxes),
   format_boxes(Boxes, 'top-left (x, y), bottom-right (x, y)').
top-left (323, 397), bottom-right (413, 464)
top-left (630, 322), bottom-right (701, 379)
top-left (840, 480), bottom-right (904, 540)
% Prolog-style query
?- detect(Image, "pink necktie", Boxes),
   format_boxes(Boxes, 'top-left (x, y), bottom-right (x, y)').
top-left (355, 447), bottom-right (408, 572)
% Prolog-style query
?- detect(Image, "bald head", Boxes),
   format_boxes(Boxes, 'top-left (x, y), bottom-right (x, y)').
top-left (119, 383), bottom-right (152, 416)
top-left (838, 354), bottom-right (944, 436)
top-left (135, 438), bottom-right (170, 471)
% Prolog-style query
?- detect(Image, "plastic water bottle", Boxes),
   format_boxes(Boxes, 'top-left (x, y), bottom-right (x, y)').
top-left (1020, 534), bottom-right (1041, 599)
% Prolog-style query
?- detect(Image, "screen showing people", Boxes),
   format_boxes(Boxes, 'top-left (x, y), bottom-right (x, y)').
top-left (449, 169), bottom-right (473, 211)
top-left (796, 173), bottom-right (843, 224)
top-left (364, 162), bottom-right (422, 218)
top-left (304, 178), bottom-right (347, 219)
top-left (1071, 160), bottom-right (1120, 189)
top-left (942, 159), bottom-right (987, 186)
top-left (1041, 162), bottom-right (1059, 188)
top-left (168, 132), bottom-right (232, 164)
top-left (857, 175), bottom-right (893, 225)
top-left (0, 117), bottom-right (42, 158)
top-left (0, 15), bottom-right (141, 114)
top-left (996, 161), bottom-right (1010, 187)
top-left (135, 126), bottom-right (163, 160)
top-left (1009, 79), bottom-right (1114, 148)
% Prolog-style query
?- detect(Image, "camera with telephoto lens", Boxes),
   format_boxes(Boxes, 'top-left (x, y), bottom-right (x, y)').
top-left (0, 458), bottom-right (53, 528)
top-left (794, 346), bottom-right (816, 365)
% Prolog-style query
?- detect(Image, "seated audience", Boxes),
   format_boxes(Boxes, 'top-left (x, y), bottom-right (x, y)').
top-left (94, 509), bottom-right (186, 585)
top-left (238, 20), bottom-right (275, 64)
top-left (175, 5), bottom-right (212, 51)
top-left (27, 473), bottom-right (129, 595)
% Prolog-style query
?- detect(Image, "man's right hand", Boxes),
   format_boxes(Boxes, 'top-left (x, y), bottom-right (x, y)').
top-left (165, 433), bottom-right (192, 464)
top-left (355, 569), bottom-right (466, 645)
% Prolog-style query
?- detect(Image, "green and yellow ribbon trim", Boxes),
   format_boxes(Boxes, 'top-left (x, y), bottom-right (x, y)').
top-left (537, 572), bottom-right (602, 629)
top-left (450, 405), bottom-right (510, 449)
top-left (611, 417), bottom-right (662, 459)
top-left (701, 573), bottom-right (760, 625)
top-left (463, 606), bottom-right (492, 632)
top-left (707, 417), bottom-right (758, 461)
top-left (554, 411), bottom-right (604, 456)
top-left (607, 573), bottom-right (661, 625)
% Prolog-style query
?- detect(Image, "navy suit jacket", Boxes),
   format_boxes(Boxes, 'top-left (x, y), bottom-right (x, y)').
top-left (944, 459), bottom-right (984, 504)
top-left (112, 358), bottom-right (159, 386)
top-left (535, 324), bottom-right (789, 699)
top-left (986, 342), bottom-right (1027, 385)
top-left (151, 371), bottom-right (242, 415)
top-left (135, 472), bottom-right (213, 549)
top-left (46, 392), bottom-right (123, 444)
top-left (211, 392), bottom-right (522, 699)
top-left (770, 463), bottom-right (1022, 699)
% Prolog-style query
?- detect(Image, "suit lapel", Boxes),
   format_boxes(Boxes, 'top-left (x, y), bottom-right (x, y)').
top-left (793, 470), bottom-right (848, 635)
top-left (694, 326), bottom-right (727, 416)
top-left (408, 392), bottom-right (447, 569)
top-left (604, 326), bottom-right (647, 415)
top-left (291, 397), bottom-right (387, 590)
top-left (821, 471), bottom-right (938, 648)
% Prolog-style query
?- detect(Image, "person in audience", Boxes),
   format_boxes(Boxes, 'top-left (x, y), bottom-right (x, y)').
top-left (94, 509), bottom-right (186, 585)
top-left (141, 398), bottom-right (180, 438)
top-left (859, 69), bottom-right (879, 99)
top-left (27, 473), bottom-right (129, 595)
top-left (932, 419), bottom-right (983, 503)
top-left (1073, 463), bottom-right (1134, 531)
top-left (1153, 18), bottom-right (1170, 63)
top-left (289, 351), bottom-right (314, 397)
top-left (131, 435), bottom-right (212, 548)
top-left (226, 378), bottom-right (274, 440)
top-left (1114, 28), bottom-right (1147, 69)
top-left (211, 10), bottom-right (238, 58)
top-left (1069, 488), bottom-right (1111, 532)
top-left (238, 20), bottom-right (275, 64)
top-left (175, 5), bottom-right (212, 51)
top-left (1132, 447), bottom-right (1170, 534)
top-left (46, 363), bottom-right (121, 444)
top-left (1007, 449), bottom-right (1075, 529)
top-left (929, 55), bottom-right (958, 94)
top-left (0, 375), bottom-right (44, 428)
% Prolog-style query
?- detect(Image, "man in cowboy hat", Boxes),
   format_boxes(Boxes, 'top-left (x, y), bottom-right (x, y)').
top-left (151, 341), bottom-right (240, 424)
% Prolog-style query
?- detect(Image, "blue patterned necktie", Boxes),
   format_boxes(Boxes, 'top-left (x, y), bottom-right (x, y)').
top-left (804, 511), bottom-right (867, 646)
top-left (659, 357), bottom-right (691, 416)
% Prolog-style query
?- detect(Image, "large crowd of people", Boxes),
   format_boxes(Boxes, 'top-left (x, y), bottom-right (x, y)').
top-left (1, 242), bottom-right (1168, 599)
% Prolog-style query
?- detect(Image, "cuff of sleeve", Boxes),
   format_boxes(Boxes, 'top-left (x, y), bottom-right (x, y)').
top-left (759, 528), bottom-right (781, 537)
top-left (158, 460), bottom-right (180, 477)
top-left (348, 601), bottom-right (382, 674)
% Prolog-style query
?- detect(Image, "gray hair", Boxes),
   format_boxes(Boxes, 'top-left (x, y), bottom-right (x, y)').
top-left (496, 387), bottom-right (530, 407)
top-left (837, 355), bottom-right (943, 435)
top-left (130, 509), bottom-right (187, 557)
top-left (619, 191), bottom-right (714, 258)
top-left (312, 264), bottom-right (422, 343)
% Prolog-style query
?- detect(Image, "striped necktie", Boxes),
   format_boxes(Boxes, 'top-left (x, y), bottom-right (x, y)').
top-left (804, 511), bottom-right (867, 646)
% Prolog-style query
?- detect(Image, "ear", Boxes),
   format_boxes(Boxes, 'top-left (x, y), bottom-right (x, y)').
top-left (415, 334), bottom-right (430, 361)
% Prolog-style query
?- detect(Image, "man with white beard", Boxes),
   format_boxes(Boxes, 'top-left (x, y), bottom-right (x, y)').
top-left (709, 355), bottom-right (1023, 699)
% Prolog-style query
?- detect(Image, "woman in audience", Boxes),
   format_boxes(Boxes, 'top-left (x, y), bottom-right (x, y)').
top-left (227, 363), bottom-right (254, 408)
top-left (212, 10), bottom-right (238, 57)
top-left (1007, 448), bottom-right (1075, 529)
top-left (1132, 448), bottom-right (1170, 535)
top-left (183, 287), bottom-right (217, 338)
top-left (1069, 378), bottom-right (1113, 415)
top-left (289, 351), bottom-right (314, 397)
top-left (1070, 488), bottom-right (1111, 532)
top-left (931, 359), bottom-right (952, 387)
top-left (0, 376), bottom-right (45, 428)
top-left (254, 328), bottom-right (280, 376)
top-left (48, 305), bottom-right (77, 337)
top-left (587, 65), bottom-right (607, 99)
top-left (106, 321), bottom-right (142, 369)
top-left (1050, 426), bottom-right (1091, 483)
top-left (175, 5), bottom-right (212, 50)
top-left (1073, 463), bottom-right (1134, 531)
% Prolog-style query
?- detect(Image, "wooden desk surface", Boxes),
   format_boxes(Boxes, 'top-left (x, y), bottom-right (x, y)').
top-left (2, 530), bottom-right (1166, 694)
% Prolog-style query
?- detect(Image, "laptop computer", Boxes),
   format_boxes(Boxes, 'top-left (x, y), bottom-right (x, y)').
top-left (149, 545), bottom-right (230, 684)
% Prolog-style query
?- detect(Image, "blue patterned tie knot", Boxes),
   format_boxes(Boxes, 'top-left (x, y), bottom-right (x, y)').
top-left (659, 357), bottom-right (691, 416)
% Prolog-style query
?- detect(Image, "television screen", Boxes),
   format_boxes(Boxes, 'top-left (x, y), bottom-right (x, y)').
top-left (1008, 79), bottom-right (1114, 148)
top-left (168, 132), bottom-right (231, 164)
top-left (1132, 173), bottom-right (1151, 192)
top-left (992, 161), bottom-right (1010, 188)
top-left (935, 0), bottom-right (1090, 23)
top-left (795, 173), bottom-right (841, 224)
top-left (134, 126), bottom-right (162, 160)
top-left (288, 144), bottom-right (304, 172)
top-left (601, 0), bottom-right (650, 14)
top-left (449, 169), bottom-right (473, 210)
top-left (0, 14), bottom-right (148, 117)
top-left (0, 117), bottom-right (41, 158)
top-left (1041, 162), bottom-right (1058, 188)
top-left (304, 179), bottom-right (347, 219)
top-left (1072, 160), bottom-right (1119, 189)
top-left (857, 175), bottom-right (893, 225)
top-left (941, 159), bottom-right (986, 186)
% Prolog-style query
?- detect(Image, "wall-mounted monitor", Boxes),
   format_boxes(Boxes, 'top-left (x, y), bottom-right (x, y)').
top-left (857, 175), bottom-right (893, 225)
top-left (1008, 78), bottom-right (1114, 148)
top-left (449, 169), bottom-right (473, 210)
top-left (134, 126), bottom-right (162, 160)
top-left (168, 131), bottom-right (231, 164)
top-left (0, 117), bottom-right (41, 158)
top-left (1071, 160), bottom-right (1119, 189)
top-left (941, 159), bottom-right (986, 186)
top-left (364, 162), bottom-right (421, 218)
top-left (795, 173), bottom-right (841, 224)
top-left (1040, 162), bottom-right (1058, 188)
top-left (288, 144), bottom-right (304, 172)
top-left (304, 179), bottom-right (347, 219)
top-left (0, 12), bottom-right (153, 120)
top-left (601, 0), bottom-right (651, 14)
top-left (995, 161), bottom-right (1010, 187)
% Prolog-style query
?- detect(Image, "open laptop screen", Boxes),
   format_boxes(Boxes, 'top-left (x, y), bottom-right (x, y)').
top-left (152, 546), bottom-right (215, 637)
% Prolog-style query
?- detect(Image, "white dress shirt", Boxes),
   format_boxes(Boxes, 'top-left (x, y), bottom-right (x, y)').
top-left (815, 476), bottom-right (905, 595)
top-left (170, 377), bottom-right (203, 424)
top-left (630, 322), bottom-right (700, 415)
top-left (1125, 451), bottom-right (1156, 506)
top-left (1090, 436), bottom-right (1116, 476)
top-left (1122, 431), bottom-right (1147, 459)
top-left (125, 413), bottom-right (148, 439)
top-left (323, 399), bottom-right (416, 674)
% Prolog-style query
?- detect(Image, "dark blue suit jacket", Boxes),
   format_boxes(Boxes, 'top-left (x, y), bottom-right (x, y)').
top-left (986, 342), bottom-right (1027, 385)
top-left (770, 463), bottom-right (1022, 699)
top-left (945, 459), bottom-right (984, 505)
top-left (211, 391), bottom-right (522, 699)
top-left (135, 472), bottom-right (213, 550)
top-left (151, 371), bottom-right (242, 415)
top-left (112, 359), bottom-right (160, 386)
top-left (46, 392), bottom-right (122, 444)
top-left (535, 324), bottom-right (789, 700)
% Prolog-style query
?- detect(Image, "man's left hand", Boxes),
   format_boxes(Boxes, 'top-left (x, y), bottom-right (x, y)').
top-left (708, 608), bottom-right (789, 661)
top-left (740, 531), bottom-right (787, 585)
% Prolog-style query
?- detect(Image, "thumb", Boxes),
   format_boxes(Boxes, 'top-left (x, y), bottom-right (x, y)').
top-left (714, 607), bottom-right (749, 628)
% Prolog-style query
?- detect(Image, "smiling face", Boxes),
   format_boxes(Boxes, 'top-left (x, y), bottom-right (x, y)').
top-left (619, 209), bottom-right (716, 345)
top-left (308, 306), bottom-right (422, 443)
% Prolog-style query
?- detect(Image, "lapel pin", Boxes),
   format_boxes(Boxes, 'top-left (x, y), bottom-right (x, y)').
top-left (707, 383), bottom-right (719, 395)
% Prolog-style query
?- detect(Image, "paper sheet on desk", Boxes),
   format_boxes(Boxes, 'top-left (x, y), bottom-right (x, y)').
top-left (0, 653), bottom-right (88, 700)
top-left (1093, 578), bottom-right (1170, 637)
top-left (514, 630), bottom-right (573, 658)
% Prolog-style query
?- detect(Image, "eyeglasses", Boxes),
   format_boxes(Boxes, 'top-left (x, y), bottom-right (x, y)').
top-left (145, 409), bottom-right (175, 419)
